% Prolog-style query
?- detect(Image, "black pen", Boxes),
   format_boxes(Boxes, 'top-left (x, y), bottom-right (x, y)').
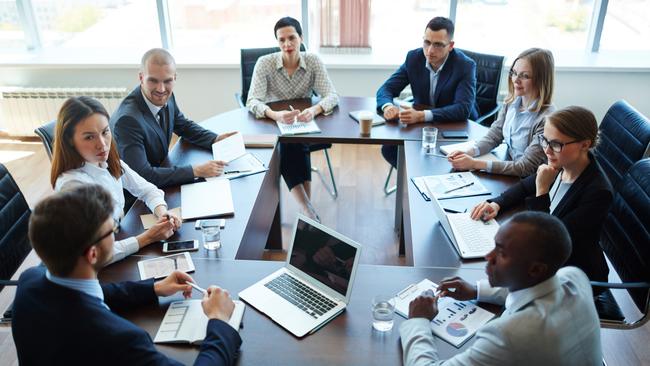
top-left (225, 170), bottom-right (252, 174)
top-left (444, 181), bottom-right (474, 194)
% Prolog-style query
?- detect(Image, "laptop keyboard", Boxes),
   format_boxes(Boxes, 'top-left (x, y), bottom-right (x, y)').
top-left (449, 215), bottom-right (497, 253)
top-left (264, 273), bottom-right (337, 319)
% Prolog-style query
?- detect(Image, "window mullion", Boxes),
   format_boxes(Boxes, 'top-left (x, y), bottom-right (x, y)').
top-left (156, 0), bottom-right (173, 49)
top-left (587, 0), bottom-right (608, 52)
top-left (15, 0), bottom-right (41, 50)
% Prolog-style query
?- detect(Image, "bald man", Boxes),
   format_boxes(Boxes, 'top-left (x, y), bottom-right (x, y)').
top-left (111, 48), bottom-right (235, 188)
top-left (401, 212), bottom-right (602, 366)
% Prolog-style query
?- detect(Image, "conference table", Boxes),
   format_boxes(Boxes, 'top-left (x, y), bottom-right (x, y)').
top-left (105, 96), bottom-right (519, 364)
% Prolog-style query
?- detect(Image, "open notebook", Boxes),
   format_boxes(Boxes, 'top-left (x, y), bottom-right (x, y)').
top-left (439, 140), bottom-right (499, 162)
top-left (154, 299), bottom-right (245, 345)
top-left (276, 120), bottom-right (321, 135)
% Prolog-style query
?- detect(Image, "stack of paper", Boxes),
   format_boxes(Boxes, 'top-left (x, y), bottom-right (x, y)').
top-left (439, 140), bottom-right (499, 162)
top-left (212, 132), bottom-right (246, 163)
top-left (394, 279), bottom-right (495, 348)
top-left (181, 178), bottom-right (234, 220)
top-left (276, 120), bottom-right (321, 135)
top-left (420, 171), bottom-right (490, 200)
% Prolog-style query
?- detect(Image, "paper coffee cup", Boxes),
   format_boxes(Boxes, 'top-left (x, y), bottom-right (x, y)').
top-left (359, 111), bottom-right (374, 136)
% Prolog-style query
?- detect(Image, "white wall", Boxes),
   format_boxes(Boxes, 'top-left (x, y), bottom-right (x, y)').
top-left (1, 65), bottom-right (648, 124)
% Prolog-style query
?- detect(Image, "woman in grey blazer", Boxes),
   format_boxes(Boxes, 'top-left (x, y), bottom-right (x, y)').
top-left (448, 48), bottom-right (555, 177)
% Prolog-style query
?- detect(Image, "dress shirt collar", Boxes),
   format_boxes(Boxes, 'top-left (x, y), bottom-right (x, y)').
top-left (425, 54), bottom-right (449, 75)
top-left (504, 273), bottom-right (561, 314)
top-left (46, 269), bottom-right (108, 309)
top-left (513, 96), bottom-right (539, 113)
top-left (274, 52), bottom-right (306, 71)
top-left (141, 89), bottom-right (164, 119)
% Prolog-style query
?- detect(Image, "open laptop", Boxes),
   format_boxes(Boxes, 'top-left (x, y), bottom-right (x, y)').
top-left (428, 190), bottom-right (500, 259)
top-left (239, 215), bottom-right (362, 337)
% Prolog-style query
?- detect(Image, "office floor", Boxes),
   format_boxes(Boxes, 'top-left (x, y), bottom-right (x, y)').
top-left (0, 139), bottom-right (648, 365)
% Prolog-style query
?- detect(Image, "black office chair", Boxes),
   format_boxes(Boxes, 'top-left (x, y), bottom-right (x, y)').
top-left (34, 120), bottom-right (56, 160)
top-left (592, 158), bottom-right (650, 329)
top-left (0, 163), bottom-right (32, 321)
top-left (383, 49), bottom-right (505, 195)
top-left (456, 48), bottom-right (505, 127)
top-left (595, 100), bottom-right (650, 189)
top-left (238, 45), bottom-right (338, 198)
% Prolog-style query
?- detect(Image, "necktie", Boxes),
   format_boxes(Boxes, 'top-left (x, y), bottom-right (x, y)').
top-left (157, 107), bottom-right (167, 133)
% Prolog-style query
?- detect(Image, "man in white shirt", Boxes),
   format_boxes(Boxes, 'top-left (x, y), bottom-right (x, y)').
top-left (400, 211), bottom-right (602, 366)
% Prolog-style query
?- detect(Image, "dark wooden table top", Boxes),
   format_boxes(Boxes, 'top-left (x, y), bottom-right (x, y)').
top-left (99, 258), bottom-right (496, 366)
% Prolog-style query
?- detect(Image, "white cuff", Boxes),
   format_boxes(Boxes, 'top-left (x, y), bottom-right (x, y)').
top-left (107, 237), bottom-right (139, 265)
top-left (424, 110), bottom-right (433, 122)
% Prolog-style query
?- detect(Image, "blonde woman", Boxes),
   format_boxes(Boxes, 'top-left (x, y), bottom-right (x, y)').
top-left (449, 48), bottom-right (555, 177)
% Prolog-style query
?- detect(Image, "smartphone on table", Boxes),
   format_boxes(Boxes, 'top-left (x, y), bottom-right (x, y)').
top-left (162, 239), bottom-right (199, 253)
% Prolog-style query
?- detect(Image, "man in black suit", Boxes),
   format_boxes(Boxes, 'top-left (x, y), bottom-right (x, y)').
top-left (111, 48), bottom-right (236, 187)
top-left (12, 185), bottom-right (241, 365)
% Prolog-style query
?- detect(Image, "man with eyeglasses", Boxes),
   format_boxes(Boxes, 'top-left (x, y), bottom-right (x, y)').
top-left (12, 185), bottom-right (242, 365)
top-left (376, 16), bottom-right (479, 168)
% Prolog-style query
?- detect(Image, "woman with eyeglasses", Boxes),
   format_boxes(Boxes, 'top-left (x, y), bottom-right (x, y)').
top-left (448, 48), bottom-right (555, 177)
top-left (51, 96), bottom-right (181, 265)
top-left (471, 106), bottom-right (613, 282)
top-left (246, 16), bottom-right (339, 222)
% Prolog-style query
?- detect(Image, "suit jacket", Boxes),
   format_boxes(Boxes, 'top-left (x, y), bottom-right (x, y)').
top-left (400, 267), bottom-right (602, 366)
top-left (376, 48), bottom-right (478, 122)
top-left (12, 266), bottom-right (241, 366)
top-left (491, 151), bottom-right (613, 281)
top-left (111, 86), bottom-right (218, 188)
top-left (474, 102), bottom-right (555, 177)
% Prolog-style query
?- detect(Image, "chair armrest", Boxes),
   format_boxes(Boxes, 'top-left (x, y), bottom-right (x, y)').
top-left (475, 104), bottom-right (503, 126)
top-left (591, 281), bottom-right (650, 289)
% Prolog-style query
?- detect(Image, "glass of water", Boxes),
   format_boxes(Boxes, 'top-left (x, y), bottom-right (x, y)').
top-left (422, 127), bottom-right (438, 155)
top-left (372, 295), bottom-right (396, 331)
top-left (201, 221), bottom-right (221, 250)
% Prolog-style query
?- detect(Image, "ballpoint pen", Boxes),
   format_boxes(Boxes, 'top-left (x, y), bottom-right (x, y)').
top-left (225, 170), bottom-right (252, 174)
top-left (187, 281), bottom-right (208, 295)
top-left (444, 181), bottom-right (474, 194)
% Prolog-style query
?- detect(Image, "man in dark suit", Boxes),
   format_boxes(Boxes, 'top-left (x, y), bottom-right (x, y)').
top-left (376, 17), bottom-right (478, 168)
top-left (12, 185), bottom-right (241, 365)
top-left (111, 48), bottom-right (236, 187)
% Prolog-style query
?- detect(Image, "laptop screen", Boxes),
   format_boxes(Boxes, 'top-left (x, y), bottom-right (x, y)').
top-left (289, 219), bottom-right (358, 297)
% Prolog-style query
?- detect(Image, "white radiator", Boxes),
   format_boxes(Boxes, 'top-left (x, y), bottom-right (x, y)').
top-left (0, 87), bottom-right (129, 137)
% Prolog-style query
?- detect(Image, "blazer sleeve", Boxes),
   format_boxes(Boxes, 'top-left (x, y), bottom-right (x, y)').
top-left (474, 104), bottom-right (508, 155)
top-left (171, 96), bottom-right (218, 149)
top-left (376, 57), bottom-right (411, 113)
top-left (194, 319), bottom-right (242, 366)
top-left (428, 60), bottom-right (477, 122)
top-left (488, 108), bottom-right (549, 177)
top-left (102, 279), bottom-right (158, 313)
top-left (114, 114), bottom-right (195, 187)
top-left (490, 174), bottom-right (537, 211)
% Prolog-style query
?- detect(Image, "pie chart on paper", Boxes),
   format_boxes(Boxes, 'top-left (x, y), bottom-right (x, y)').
top-left (446, 322), bottom-right (468, 337)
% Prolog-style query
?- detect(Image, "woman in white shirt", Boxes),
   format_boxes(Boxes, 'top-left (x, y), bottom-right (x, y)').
top-left (50, 96), bottom-right (181, 264)
top-left (448, 48), bottom-right (555, 177)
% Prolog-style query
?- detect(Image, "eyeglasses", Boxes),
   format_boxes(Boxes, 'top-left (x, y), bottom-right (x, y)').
top-left (90, 219), bottom-right (120, 245)
top-left (509, 69), bottom-right (532, 81)
top-left (423, 40), bottom-right (449, 49)
top-left (537, 135), bottom-right (581, 153)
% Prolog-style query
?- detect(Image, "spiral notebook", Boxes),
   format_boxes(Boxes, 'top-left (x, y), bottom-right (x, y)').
top-left (276, 120), bottom-right (321, 135)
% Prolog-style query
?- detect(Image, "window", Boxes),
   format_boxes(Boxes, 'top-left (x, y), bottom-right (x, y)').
top-left (32, 0), bottom-right (160, 49)
top-left (168, 0), bottom-right (301, 50)
top-left (454, 0), bottom-right (595, 56)
top-left (600, 0), bottom-right (650, 51)
top-left (0, 1), bottom-right (25, 49)
top-left (367, 0), bottom-right (450, 58)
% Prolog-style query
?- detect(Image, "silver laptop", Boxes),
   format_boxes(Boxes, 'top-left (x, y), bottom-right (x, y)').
top-left (428, 192), bottom-right (499, 259)
top-left (239, 215), bottom-right (362, 337)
